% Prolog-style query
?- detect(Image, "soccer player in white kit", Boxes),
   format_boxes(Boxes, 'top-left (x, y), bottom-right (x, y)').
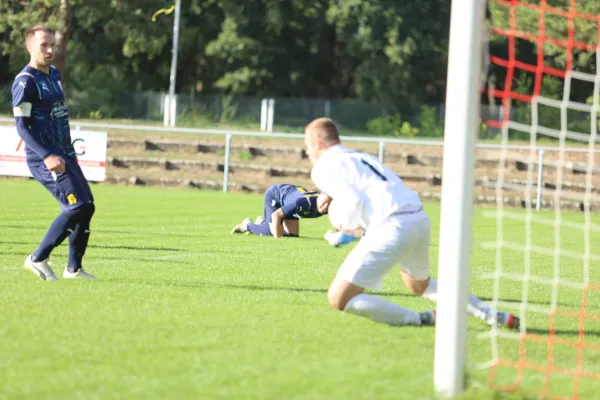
top-left (304, 117), bottom-right (519, 328)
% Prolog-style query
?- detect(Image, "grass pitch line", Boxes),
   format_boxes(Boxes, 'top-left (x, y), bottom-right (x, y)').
top-left (1, 252), bottom-right (201, 274)
top-left (1, 266), bottom-right (22, 272)
top-left (84, 252), bottom-right (201, 266)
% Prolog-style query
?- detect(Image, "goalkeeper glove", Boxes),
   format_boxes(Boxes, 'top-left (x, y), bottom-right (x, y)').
top-left (324, 230), bottom-right (357, 247)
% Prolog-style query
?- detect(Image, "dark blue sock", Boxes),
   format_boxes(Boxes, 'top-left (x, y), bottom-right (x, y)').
top-left (33, 212), bottom-right (77, 261)
top-left (247, 223), bottom-right (295, 237)
top-left (248, 223), bottom-right (272, 236)
top-left (68, 203), bottom-right (95, 272)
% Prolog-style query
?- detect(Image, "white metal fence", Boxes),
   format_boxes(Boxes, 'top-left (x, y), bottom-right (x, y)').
top-left (1, 117), bottom-right (599, 210)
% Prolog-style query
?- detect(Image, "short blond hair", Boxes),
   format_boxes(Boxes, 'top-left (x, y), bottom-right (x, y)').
top-left (25, 25), bottom-right (54, 41)
top-left (305, 117), bottom-right (340, 146)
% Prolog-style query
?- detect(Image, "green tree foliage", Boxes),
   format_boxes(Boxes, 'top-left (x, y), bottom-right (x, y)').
top-left (326, 1), bottom-right (451, 111)
top-left (204, 0), bottom-right (336, 97)
top-left (487, 1), bottom-right (600, 139)
top-left (487, 0), bottom-right (599, 104)
top-left (0, 0), bottom-right (451, 108)
top-left (0, 0), bottom-right (598, 132)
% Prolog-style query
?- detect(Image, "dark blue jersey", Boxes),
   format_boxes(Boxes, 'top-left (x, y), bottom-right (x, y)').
top-left (271, 184), bottom-right (323, 219)
top-left (12, 65), bottom-right (75, 164)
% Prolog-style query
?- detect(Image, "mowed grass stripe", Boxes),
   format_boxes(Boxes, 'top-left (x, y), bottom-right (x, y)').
top-left (1, 179), bottom-right (598, 400)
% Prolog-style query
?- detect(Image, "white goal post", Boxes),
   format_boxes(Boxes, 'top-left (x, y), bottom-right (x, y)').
top-left (433, 0), bottom-right (487, 397)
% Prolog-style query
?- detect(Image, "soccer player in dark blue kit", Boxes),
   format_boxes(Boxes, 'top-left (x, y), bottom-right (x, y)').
top-left (231, 184), bottom-right (332, 238)
top-left (12, 25), bottom-right (97, 280)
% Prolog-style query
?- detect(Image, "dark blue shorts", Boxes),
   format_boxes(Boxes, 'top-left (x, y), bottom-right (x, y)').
top-left (262, 185), bottom-right (280, 223)
top-left (28, 160), bottom-right (94, 211)
top-left (262, 185), bottom-right (300, 223)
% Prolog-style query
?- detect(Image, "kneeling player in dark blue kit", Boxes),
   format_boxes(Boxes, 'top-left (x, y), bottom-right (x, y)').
top-left (12, 25), bottom-right (96, 280)
top-left (231, 184), bottom-right (332, 238)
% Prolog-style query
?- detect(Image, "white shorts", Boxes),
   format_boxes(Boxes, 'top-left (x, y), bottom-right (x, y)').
top-left (335, 210), bottom-right (431, 290)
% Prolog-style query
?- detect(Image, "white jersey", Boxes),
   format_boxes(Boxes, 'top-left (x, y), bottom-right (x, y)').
top-left (311, 144), bottom-right (422, 230)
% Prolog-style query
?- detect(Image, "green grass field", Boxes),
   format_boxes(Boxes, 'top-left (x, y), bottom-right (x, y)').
top-left (1, 179), bottom-right (599, 400)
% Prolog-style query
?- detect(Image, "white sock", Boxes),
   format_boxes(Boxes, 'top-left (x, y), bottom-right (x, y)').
top-left (421, 278), bottom-right (438, 302)
top-left (467, 294), bottom-right (493, 321)
top-left (421, 278), bottom-right (492, 321)
top-left (343, 293), bottom-right (421, 326)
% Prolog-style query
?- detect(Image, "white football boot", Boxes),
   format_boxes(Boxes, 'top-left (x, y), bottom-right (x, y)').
top-left (24, 255), bottom-right (58, 281)
top-left (63, 268), bottom-right (97, 280)
top-left (255, 216), bottom-right (265, 225)
top-left (230, 217), bottom-right (253, 234)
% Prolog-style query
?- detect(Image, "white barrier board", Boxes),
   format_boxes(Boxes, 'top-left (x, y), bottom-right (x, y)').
top-left (0, 126), bottom-right (107, 182)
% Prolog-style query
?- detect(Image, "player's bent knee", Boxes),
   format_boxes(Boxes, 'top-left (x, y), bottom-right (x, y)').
top-left (327, 281), bottom-right (364, 311)
top-left (82, 201), bottom-right (95, 213)
top-left (406, 279), bottom-right (428, 296)
top-left (327, 288), bottom-right (346, 311)
top-left (71, 201), bottom-right (95, 221)
top-left (85, 201), bottom-right (96, 218)
top-left (401, 270), bottom-right (429, 296)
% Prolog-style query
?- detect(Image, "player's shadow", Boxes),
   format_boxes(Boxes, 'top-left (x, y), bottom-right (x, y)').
top-left (87, 244), bottom-right (185, 252)
top-left (227, 283), bottom-right (328, 294)
top-left (1, 240), bottom-right (40, 246)
top-left (477, 297), bottom-right (571, 309)
top-left (526, 327), bottom-right (600, 339)
top-left (0, 240), bottom-right (187, 253)
top-left (115, 279), bottom-right (330, 294)
top-left (378, 291), bottom-right (417, 298)
top-left (112, 278), bottom-right (417, 298)
top-left (0, 250), bottom-right (29, 257)
top-left (299, 237), bottom-right (331, 241)
top-left (0, 224), bottom-right (46, 231)
top-left (0, 225), bottom-right (202, 238)
top-left (98, 257), bottom-right (199, 266)
top-left (95, 228), bottom-right (202, 238)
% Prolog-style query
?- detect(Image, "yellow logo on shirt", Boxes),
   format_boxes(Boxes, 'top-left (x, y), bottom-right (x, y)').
top-left (67, 194), bottom-right (77, 205)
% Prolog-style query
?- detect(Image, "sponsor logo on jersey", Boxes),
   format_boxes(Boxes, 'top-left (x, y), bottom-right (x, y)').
top-left (51, 101), bottom-right (69, 119)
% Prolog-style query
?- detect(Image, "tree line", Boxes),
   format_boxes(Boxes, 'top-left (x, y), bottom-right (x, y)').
top-left (0, 1), bottom-right (598, 135)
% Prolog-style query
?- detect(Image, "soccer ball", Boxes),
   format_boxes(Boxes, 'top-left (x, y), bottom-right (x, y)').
top-left (327, 199), bottom-right (344, 230)
top-left (327, 198), bottom-right (362, 231)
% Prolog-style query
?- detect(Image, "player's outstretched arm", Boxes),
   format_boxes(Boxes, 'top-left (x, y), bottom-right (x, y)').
top-left (269, 209), bottom-right (286, 238)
